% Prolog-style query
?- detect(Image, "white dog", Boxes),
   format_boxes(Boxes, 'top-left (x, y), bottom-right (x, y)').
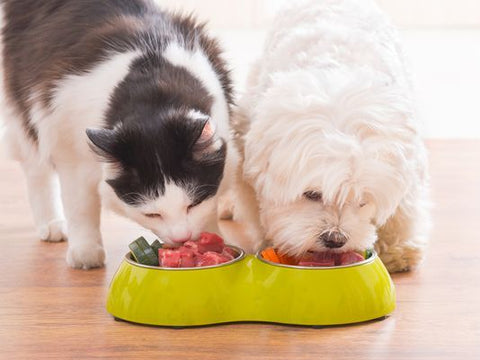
top-left (232, 0), bottom-right (430, 272)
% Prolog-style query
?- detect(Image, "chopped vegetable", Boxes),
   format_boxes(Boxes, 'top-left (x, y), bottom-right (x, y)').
top-left (261, 248), bottom-right (281, 263)
top-left (128, 237), bottom-right (158, 266)
top-left (150, 239), bottom-right (163, 255)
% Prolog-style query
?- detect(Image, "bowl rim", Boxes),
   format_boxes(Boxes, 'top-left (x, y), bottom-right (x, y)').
top-left (124, 245), bottom-right (246, 271)
top-left (255, 249), bottom-right (377, 270)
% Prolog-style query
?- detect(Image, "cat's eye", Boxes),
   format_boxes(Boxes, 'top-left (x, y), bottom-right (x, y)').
top-left (144, 213), bottom-right (162, 219)
top-left (187, 201), bottom-right (201, 212)
top-left (303, 191), bottom-right (322, 202)
top-left (359, 202), bottom-right (368, 208)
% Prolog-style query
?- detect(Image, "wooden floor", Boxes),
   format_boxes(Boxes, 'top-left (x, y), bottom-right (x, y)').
top-left (0, 140), bottom-right (479, 359)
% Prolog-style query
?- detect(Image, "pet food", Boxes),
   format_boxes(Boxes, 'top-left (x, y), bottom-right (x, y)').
top-left (261, 247), bottom-right (366, 267)
top-left (129, 233), bottom-right (237, 268)
top-left (129, 237), bottom-right (159, 266)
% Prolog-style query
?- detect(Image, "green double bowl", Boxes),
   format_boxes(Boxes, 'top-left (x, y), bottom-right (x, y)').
top-left (106, 247), bottom-right (395, 327)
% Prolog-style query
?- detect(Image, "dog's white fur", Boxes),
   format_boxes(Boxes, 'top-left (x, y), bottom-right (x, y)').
top-left (232, 0), bottom-right (430, 272)
top-left (0, 1), bottom-right (229, 269)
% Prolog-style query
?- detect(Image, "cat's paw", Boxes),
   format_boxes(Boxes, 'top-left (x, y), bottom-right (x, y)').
top-left (38, 219), bottom-right (67, 242)
top-left (66, 243), bottom-right (105, 269)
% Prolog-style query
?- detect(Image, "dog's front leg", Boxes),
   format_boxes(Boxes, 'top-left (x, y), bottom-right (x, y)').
top-left (375, 188), bottom-right (430, 272)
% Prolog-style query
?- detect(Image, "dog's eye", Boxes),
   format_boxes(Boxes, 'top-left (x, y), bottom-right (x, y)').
top-left (303, 191), bottom-right (322, 202)
top-left (144, 213), bottom-right (162, 219)
top-left (359, 202), bottom-right (367, 208)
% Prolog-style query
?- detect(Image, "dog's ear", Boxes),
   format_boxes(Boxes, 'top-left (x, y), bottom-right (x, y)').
top-left (373, 211), bottom-right (389, 227)
top-left (359, 201), bottom-right (378, 222)
top-left (86, 128), bottom-right (116, 160)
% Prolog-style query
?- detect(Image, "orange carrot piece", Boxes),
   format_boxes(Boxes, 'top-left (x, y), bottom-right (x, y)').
top-left (261, 247), bottom-right (281, 263)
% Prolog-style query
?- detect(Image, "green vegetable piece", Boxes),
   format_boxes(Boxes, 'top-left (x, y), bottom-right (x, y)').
top-left (364, 249), bottom-right (373, 259)
top-left (150, 239), bottom-right (163, 255)
top-left (129, 237), bottom-right (158, 266)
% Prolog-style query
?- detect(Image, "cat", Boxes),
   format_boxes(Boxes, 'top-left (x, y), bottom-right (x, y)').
top-left (0, 0), bottom-right (233, 269)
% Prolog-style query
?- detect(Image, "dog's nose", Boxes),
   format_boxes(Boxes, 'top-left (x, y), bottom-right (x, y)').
top-left (320, 232), bottom-right (347, 248)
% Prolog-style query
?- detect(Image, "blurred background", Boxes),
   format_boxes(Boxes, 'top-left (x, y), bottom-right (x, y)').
top-left (156, 0), bottom-right (480, 138)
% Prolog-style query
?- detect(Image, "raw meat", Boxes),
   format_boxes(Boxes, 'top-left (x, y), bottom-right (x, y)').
top-left (158, 233), bottom-right (237, 268)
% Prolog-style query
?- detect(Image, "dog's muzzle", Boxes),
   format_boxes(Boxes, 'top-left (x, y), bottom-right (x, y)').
top-left (320, 231), bottom-right (347, 248)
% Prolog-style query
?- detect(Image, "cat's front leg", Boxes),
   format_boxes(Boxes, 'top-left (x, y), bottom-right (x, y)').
top-left (56, 161), bottom-right (105, 269)
top-left (20, 155), bottom-right (67, 242)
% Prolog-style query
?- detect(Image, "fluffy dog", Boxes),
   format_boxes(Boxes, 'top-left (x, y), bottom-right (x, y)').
top-left (232, 0), bottom-right (430, 272)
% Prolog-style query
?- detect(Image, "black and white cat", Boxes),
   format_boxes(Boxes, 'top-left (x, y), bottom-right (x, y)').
top-left (0, 0), bottom-right (233, 269)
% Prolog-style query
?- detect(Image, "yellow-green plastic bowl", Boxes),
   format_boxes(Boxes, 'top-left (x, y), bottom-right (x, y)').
top-left (106, 247), bottom-right (395, 327)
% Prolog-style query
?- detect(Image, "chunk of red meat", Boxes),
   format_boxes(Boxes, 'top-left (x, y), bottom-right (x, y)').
top-left (222, 246), bottom-right (237, 258)
top-left (197, 232), bottom-right (225, 254)
top-left (183, 241), bottom-right (199, 252)
top-left (313, 251), bottom-right (336, 264)
top-left (221, 248), bottom-right (235, 261)
top-left (159, 247), bottom-right (197, 268)
top-left (157, 233), bottom-right (237, 268)
top-left (336, 251), bottom-right (364, 266)
top-left (158, 249), bottom-right (182, 268)
top-left (196, 251), bottom-right (231, 267)
top-left (298, 251), bottom-right (336, 266)
top-left (298, 259), bottom-right (336, 266)
top-left (178, 247), bottom-right (196, 267)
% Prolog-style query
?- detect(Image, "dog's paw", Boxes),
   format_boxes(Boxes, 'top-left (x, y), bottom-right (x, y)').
top-left (66, 243), bottom-right (105, 270)
top-left (38, 219), bottom-right (67, 242)
top-left (382, 257), bottom-right (411, 273)
top-left (378, 243), bottom-right (426, 273)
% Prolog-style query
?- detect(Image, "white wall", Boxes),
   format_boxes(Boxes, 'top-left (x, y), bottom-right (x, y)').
top-left (155, 0), bottom-right (480, 138)
top-left (156, 0), bottom-right (480, 29)
top-left (377, 0), bottom-right (480, 28)
top-left (0, 1), bottom-right (476, 141)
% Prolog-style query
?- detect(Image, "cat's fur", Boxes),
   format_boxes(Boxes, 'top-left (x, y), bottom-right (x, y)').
top-left (0, 0), bottom-right (233, 269)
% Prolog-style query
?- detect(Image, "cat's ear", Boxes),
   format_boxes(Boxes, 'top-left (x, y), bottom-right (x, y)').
top-left (193, 120), bottom-right (222, 158)
top-left (86, 128), bottom-right (116, 160)
top-left (197, 119), bottom-right (216, 144)
top-left (194, 120), bottom-right (217, 148)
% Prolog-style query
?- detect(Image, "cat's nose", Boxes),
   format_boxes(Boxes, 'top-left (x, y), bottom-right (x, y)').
top-left (320, 232), bottom-right (347, 248)
top-left (171, 237), bottom-right (190, 244)
top-left (171, 232), bottom-right (192, 244)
